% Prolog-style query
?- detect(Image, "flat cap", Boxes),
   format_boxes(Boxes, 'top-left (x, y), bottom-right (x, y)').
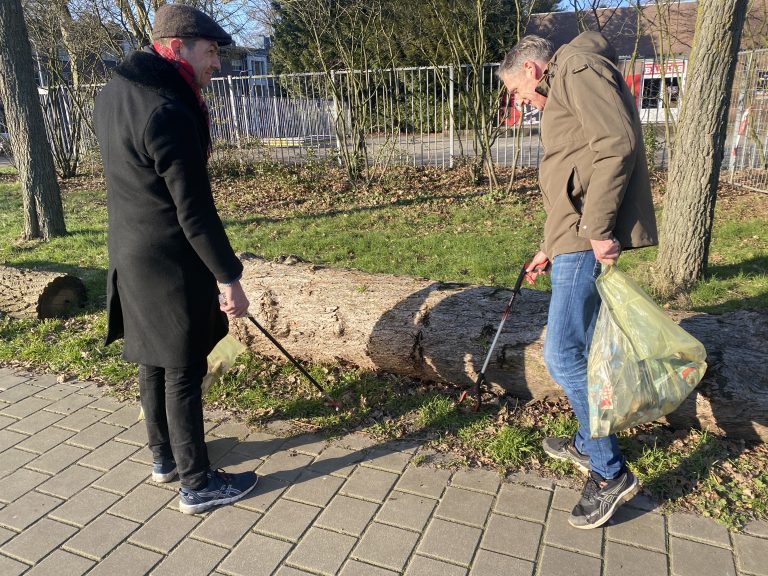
top-left (153, 4), bottom-right (232, 46)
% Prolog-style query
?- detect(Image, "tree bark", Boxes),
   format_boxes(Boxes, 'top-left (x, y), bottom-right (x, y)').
top-left (230, 255), bottom-right (557, 399)
top-left (0, 265), bottom-right (86, 319)
top-left (655, 0), bottom-right (748, 292)
top-left (0, 0), bottom-right (66, 240)
top-left (232, 256), bottom-right (768, 442)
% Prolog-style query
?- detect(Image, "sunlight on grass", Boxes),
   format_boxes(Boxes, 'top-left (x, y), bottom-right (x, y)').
top-left (487, 424), bottom-right (539, 467)
top-left (1, 166), bottom-right (768, 529)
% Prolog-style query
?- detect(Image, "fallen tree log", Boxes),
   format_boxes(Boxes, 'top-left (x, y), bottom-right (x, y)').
top-left (231, 255), bottom-right (768, 442)
top-left (0, 265), bottom-right (87, 319)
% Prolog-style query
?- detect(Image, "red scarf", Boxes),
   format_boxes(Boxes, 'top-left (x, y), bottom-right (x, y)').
top-left (153, 41), bottom-right (212, 155)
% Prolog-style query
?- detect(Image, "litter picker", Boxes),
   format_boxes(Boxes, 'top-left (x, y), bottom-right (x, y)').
top-left (459, 260), bottom-right (546, 411)
top-left (245, 314), bottom-right (341, 411)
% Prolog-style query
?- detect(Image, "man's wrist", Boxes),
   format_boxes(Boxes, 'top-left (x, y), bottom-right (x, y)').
top-left (220, 274), bottom-right (242, 287)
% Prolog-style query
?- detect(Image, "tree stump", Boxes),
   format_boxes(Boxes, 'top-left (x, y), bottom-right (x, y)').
top-left (231, 256), bottom-right (768, 442)
top-left (0, 265), bottom-right (86, 319)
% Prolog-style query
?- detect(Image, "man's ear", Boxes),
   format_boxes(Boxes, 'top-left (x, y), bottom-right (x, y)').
top-left (168, 38), bottom-right (183, 56)
top-left (524, 60), bottom-right (542, 80)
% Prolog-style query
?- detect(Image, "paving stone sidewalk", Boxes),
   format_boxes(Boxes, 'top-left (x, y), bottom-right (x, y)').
top-left (0, 367), bottom-right (766, 576)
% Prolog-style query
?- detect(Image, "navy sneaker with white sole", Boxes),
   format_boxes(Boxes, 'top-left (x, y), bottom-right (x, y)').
top-left (152, 458), bottom-right (178, 483)
top-left (179, 469), bottom-right (259, 515)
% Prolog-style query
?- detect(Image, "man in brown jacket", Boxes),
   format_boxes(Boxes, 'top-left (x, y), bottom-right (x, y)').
top-left (497, 32), bottom-right (658, 529)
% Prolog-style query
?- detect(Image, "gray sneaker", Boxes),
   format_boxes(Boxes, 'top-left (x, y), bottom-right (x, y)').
top-left (542, 436), bottom-right (591, 474)
top-left (568, 467), bottom-right (639, 529)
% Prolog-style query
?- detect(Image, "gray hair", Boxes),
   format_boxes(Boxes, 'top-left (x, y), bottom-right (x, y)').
top-left (498, 35), bottom-right (554, 78)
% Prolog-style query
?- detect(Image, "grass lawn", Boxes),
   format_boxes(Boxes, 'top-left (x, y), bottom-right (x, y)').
top-left (1, 161), bottom-right (767, 529)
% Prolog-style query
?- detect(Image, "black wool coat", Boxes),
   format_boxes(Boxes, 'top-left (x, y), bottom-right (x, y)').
top-left (94, 48), bottom-right (243, 368)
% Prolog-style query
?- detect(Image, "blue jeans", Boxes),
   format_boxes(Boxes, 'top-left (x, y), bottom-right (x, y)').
top-left (543, 250), bottom-right (623, 479)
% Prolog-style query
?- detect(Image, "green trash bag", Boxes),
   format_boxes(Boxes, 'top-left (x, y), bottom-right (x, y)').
top-left (587, 265), bottom-right (707, 438)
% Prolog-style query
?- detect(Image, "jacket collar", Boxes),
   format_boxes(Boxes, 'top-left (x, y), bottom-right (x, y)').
top-left (114, 46), bottom-right (201, 114)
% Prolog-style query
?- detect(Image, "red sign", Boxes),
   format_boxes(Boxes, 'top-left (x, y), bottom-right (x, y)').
top-left (643, 60), bottom-right (686, 77)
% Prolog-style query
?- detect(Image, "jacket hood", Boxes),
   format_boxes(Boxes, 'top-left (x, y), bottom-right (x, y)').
top-left (536, 31), bottom-right (618, 97)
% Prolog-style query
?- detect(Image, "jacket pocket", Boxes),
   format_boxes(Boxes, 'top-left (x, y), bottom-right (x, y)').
top-left (566, 165), bottom-right (584, 215)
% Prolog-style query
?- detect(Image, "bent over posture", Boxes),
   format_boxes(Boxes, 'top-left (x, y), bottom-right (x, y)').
top-left (497, 32), bottom-right (658, 529)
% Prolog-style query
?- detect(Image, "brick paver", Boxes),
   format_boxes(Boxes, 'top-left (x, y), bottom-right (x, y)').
top-left (108, 483), bottom-right (176, 523)
top-left (191, 505), bottom-right (261, 548)
top-left (129, 509), bottom-right (201, 554)
top-left (418, 518), bottom-right (482, 567)
top-left (63, 514), bottom-right (139, 560)
top-left (732, 532), bottom-right (768, 576)
top-left (340, 466), bottom-right (399, 502)
top-left (352, 522), bottom-right (419, 572)
top-left (669, 536), bottom-right (736, 576)
top-left (404, 554), bottom-right (468, 576)
top-left (0, 370), bottom-right (756, 575)
top-left (286, 527), bottom-right (357, 575)
top-left (218, 533), bottom-right (292, 576)
top-left (49, 487), bottom-right (121, 527)
top-left (0, 518), bottom-right (77, 564)
top-left (469, 549), bottom-right (534, 576)
top-left (86, 543), bottom-right (162, 576)
top-left (255, 498), bottom-right (322, 542)
top-left (23, 549), bottom-right (95, 576)
top-left (316, 494), bottom-right (379, 536)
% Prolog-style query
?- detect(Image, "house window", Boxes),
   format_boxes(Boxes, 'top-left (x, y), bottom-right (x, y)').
top-left (642, 77), bottom-right (680, 109)
top-left (249, 60), bottom-right (265, 76)
top-left (757, 70), bottom-right (768, 92)
top-left (231, 59), bottom-right (243, 73)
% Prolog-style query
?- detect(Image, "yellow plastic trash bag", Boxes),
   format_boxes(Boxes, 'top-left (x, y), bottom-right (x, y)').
top-left (587, 266), bottom-right (707, 438)
top-left (201, 334), bottom-right (247, 396)
top-left (138, 335), bottom-right (247, 421)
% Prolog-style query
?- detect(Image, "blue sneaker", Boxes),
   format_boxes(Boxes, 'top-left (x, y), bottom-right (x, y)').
top-left (179, 469), bottom-right (259, 514)
top-left (152, 458), bottom-right (178, 483)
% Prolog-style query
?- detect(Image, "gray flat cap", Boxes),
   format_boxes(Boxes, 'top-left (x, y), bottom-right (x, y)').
top-left (153, 4), bottom-right (232, 46)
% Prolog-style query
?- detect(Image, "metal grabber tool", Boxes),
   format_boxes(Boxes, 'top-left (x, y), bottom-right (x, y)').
top-left (245, 314), bottom-right (341, 411)
top-left (459, 260), bottom-right (546, 412)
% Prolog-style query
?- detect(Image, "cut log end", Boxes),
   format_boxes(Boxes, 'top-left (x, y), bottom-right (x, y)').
top-left (0, 265), bottom-right (87, 319)
top-left (39, 276), bottom-right (87, 318)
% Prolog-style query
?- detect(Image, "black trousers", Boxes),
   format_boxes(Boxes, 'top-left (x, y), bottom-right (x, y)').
top-left (138, 361), bottom-right (209, 489)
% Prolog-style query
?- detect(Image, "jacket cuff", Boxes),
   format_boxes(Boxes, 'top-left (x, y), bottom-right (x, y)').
top-left (219, 273), bottom-right (242, 286)
top-left (576, 221), bottom-right (613, 241)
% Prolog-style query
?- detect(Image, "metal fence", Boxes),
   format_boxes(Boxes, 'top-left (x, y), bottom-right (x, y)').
top-left (205, 64), bottom-right (545, 170)
top-left (4, 52), bottom-right (768, 192)
top-left (726, 49), bottom-right (768, 192)
top-left (204, 59), bottom-right (689, 173)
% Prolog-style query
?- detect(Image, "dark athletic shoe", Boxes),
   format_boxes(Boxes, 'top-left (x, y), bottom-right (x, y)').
top-left (542, 436), bottom-right (591, 474)
top-left (568, 467), bottom-right (639, 529)
top-left (179, 469), bottom-right (258, 515)
top-left (151, 458), bottom-right (178, 483)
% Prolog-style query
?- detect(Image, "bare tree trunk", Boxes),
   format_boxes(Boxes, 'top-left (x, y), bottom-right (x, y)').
top-left (0, 0), bottom-right (66, 240)
top-left (655, 0), bottom-right (748, 293)
top-left (231, 256), bottom-right (768, 441)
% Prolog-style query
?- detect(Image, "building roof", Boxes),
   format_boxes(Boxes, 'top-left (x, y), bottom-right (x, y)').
top-left (526, 0), bottom-right (768, 59)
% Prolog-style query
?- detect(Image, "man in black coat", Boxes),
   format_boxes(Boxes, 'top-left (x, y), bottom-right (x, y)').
top-left (94, 4), bottom-right (258, 514)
